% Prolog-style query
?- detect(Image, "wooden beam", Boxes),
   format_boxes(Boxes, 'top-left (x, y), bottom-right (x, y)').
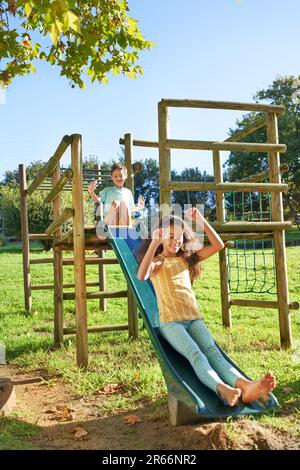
top-left (225, 117), bottom-right (268, 142)
top-left (158, 101), bottom-right (171, 215)
top-left (32, 281), bottom-right (102, 290)
top-left (166, 139), bottom-right (287, 153)
top-left (52, 163), bottom-right (64, 349)
top-left (63, 324), bottom-right (129, 335)
top-left (30, 258), bottom-right (53, 264)
top-left (44, 169), bottom-right (73, 204)
top-left (163, 181), bottom-right (288, 193)
top-left (127, 284), bottom-right (138, 339)
top-left (160, 99), bottom-right (285, 114)
top-left (267, 113), bottom-right (292, 348)
top-left (71, 134), bottom-right (88, 368)
top-left (94, 163), bottom-right (106, 311)
top-left (230, 299), bottom-right (299, 310)
top-left (210, 221), bottom-right (292, 232)
top-left (239, 164), bottom-right (289, 183)
top-left (217, 232), bottom-right (274, 241)
top-left (62, 257), bottom-right (118, 265)
top-left (63, 290), bottom-right (128, 300)
top-left (124, 133), bottom-right (134, 196)
top-left (119, 138), bottom-right (159, 148)
top-left (29, 233), bottom-right (54, 240)
top-left (54, 243), bottom-right (113, 251)
top-left (27, 135), bottom-right (71, 195)
top-left (213, 150), bottom-right (232, 328)
top-left (45, 208), bottom-right (74, 236)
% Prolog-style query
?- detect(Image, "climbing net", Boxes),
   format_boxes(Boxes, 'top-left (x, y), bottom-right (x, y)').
top-left (224, 187), bottom-right (277, 294)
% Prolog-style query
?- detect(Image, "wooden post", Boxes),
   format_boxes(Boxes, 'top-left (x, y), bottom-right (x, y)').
top-left (124, 135), bottom-right (138, 337)
top-left (96, 164), bottom-right (106, 312)
top-left (267, 113), bottom-right (292, 348)
top-left (127, 283), bottom-right (138, 339)
top-left (19, 164), bottom-right (32, 312)
top-left (124, 134), bottom-right (134, 194)
top-left (52, 163), bottom-right (64, 349)
top-left (158, 101), bottom-right (171, 216)
top-left (71, 134), bottom-right (88, 368)
top-left (212, 151), bottom-right (232, 328)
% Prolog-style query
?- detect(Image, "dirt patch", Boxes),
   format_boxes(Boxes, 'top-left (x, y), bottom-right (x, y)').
top-left (0, 365), bottom-right (299, 450)
top-left (230, 420), bottom-right (300, 450)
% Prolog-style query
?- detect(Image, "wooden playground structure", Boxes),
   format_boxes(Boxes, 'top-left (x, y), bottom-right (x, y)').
top-left (19, 134), bottom-right (139, 368)
top-left (19, 99), bottom-right (299, 368)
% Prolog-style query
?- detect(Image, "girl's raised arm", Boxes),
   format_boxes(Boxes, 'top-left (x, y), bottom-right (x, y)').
top-left (186, 208), bottom-right (224, 261)
top-left (137, 229), bottom-right (163, 281)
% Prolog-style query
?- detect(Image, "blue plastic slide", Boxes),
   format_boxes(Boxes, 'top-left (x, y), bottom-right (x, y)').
top-left (107, 226), bottom-right (278, 420)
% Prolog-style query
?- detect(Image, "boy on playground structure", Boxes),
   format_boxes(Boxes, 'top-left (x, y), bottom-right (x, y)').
top-left (136, 207), bottom-right (276, 407)
top-left (88, 163), bottom-right (145, 232)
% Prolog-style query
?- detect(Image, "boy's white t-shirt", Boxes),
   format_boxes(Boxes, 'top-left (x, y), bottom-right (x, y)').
top-left (100, 186), bottom-right (135, 217)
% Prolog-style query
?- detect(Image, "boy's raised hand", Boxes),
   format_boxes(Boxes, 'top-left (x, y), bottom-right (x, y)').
top-left (88, 180), bottom-right (98, 195)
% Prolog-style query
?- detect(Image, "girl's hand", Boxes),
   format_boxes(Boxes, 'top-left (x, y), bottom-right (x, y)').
top-left (151, 227), bottom-right (165, 245)
top-left (137, 195), bottom-right (145, 210)
top-left (185, 207), bottom-right (203, 222)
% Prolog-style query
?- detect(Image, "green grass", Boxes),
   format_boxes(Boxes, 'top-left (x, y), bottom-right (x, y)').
top-left (0, 418), bottom-right (40, 450)
top-left (0, 244), bottom-right (299, 448)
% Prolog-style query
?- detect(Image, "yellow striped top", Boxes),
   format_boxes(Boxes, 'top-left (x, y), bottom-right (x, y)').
top-left (150, 254), bottom-right (202, 323)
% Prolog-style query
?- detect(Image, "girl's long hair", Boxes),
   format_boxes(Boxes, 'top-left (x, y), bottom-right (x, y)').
top-left (136, 215), bottom-right (203, 283)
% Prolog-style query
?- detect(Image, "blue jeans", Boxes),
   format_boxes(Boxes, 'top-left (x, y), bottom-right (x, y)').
top-left (159, 319), bottom-right (244, 397)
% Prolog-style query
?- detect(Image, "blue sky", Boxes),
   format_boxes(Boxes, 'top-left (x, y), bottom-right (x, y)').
top-left (0, 0), bottom-right (299, 180)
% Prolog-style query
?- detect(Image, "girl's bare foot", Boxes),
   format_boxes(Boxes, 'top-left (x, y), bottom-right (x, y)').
top-left (217, 383), bottom-right (242, 407)
top-left (237, 372), bottom-right (276, 403)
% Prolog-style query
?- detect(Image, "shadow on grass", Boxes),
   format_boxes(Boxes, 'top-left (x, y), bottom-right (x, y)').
top-left (0, 417), bottom-right (41, 450)
top-left (6, 336), bottom-right (55, 360)
top-left (0, 248), bottom-right (46, 255)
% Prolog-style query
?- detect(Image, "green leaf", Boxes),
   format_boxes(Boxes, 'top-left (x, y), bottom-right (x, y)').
top-left (49, 23), bottom-right (60, 47)
top-left (117, 33), bottom-right (127, 49)
top-left (24, 1), bottom-right (34, 18)
top-left (101, 76), bottom-right (108, 85)
top-left (63, 11), bottom-right (81, 34)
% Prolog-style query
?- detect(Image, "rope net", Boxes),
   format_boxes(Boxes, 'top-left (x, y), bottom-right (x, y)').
top-left (224, 186), bottom-right (277, 294)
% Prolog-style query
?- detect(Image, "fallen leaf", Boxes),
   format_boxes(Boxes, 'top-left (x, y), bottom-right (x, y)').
top-left (43, 406), bottom-right (57, 414)
top-left (43, 405), bottom-right (75, 421)
top-left (56, 404), bottom-right (75, 412)
top-left (98, 383), bottom-right (123, 395)
top-left (58, 409), bottom-right (74, 422)
top-left (123, 415), bottom-right (142, 425)
top-left (72, 427), bottom-right (88, 438)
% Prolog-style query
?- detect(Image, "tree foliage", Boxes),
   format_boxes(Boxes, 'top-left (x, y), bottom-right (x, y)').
top-left (0, 0), bottom-right (153, 88)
